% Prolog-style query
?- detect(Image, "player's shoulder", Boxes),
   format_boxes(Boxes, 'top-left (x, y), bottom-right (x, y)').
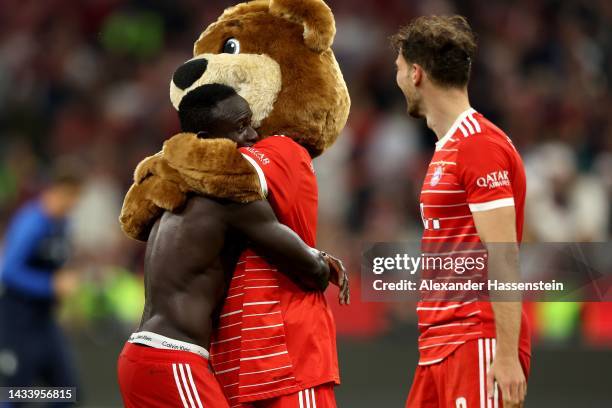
top-left (473, 112), bottom-right (509, 140)
top-left (180, 195), bottom-right (224, 219)
top-left (455, 111), bottom-right (514, 153)
top-left (168, 195), bottom-right (228, 236)
top-left (246, 135), bottom-right (309, 163)
top-left (256, 135), bottom-right (302, 150)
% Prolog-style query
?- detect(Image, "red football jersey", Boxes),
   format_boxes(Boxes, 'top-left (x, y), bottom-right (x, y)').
top-left (209, 136), bottom-right (339, 404)
top-left (417, 108), bottom-right (531, 365)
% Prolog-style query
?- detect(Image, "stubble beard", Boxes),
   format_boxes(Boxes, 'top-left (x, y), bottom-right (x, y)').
top-left (407, 94), bottom-right (423, 119)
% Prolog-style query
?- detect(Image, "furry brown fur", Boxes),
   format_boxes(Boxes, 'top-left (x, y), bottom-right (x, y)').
top-left (119, 179), bottom-right (164, 241)
top-left (119, 134), bottom-right (262, 241)
top-left (163, 134), bottom-right (263, 202)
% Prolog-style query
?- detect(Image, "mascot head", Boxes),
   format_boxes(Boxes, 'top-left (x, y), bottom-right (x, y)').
top-left (169, 0), bottom-right (350, 157)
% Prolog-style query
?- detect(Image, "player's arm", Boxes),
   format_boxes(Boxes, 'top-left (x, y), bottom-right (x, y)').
top-left (226, 200), bottom-right (333, 291)
top-left (472, 207), bottom-right (526, 408)
top-left (458, 136), bottom-right (526, 407)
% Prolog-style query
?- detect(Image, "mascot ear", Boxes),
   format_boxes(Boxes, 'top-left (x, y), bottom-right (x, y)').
top-left (269, 0), bottom-right (336, 52)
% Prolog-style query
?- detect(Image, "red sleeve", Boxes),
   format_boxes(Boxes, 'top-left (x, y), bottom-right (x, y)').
top-left (456, 136), bottom-right (516, 212)
top-left (239, 136), bottom-right (301, 216)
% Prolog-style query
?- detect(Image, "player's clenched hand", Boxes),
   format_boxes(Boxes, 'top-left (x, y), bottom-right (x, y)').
top-left (323, 253), bottom-right (350, 305)
top-left (487, 354), bottom-right (526, 408)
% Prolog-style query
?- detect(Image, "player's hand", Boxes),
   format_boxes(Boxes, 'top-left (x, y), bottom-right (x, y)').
top-left (53, 269), bottom-right (80, 299)
top-left (323, 253), bottom-right (349, 305)
top-left (487, 354), bottom-right (526, 408)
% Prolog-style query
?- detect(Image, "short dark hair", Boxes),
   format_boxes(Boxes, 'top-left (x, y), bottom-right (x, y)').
top-left (391, 15), bottom-right (477, 88)
top-left (178, 84), bottom-right (238, 133)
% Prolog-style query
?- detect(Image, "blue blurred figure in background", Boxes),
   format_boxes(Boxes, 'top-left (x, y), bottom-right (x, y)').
top-left (0, 165), bottom-right (83, 407)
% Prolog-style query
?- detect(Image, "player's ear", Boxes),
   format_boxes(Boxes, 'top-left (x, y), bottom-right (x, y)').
top-left (412, 64), bottom-right (422, 86)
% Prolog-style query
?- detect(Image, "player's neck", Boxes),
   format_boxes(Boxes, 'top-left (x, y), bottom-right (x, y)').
top-left (423, 89), bottom-right (471, 140)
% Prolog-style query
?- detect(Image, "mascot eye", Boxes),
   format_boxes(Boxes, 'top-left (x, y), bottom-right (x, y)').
top-left (222, 38), bottom-right (240, 54)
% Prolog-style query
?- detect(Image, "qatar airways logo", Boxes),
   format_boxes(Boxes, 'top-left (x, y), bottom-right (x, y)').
top-left (244, 146), bottom-right (270, 165)
top-left (476, 170), bottom-right (510, 189)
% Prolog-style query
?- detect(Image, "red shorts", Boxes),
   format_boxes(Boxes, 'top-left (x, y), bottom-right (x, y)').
top-left (118, 342), bottom-right (230, 408)
top-left (238, 383), bottom-right (336, 408)
top-left (406, 338), bottom-right (530, 408)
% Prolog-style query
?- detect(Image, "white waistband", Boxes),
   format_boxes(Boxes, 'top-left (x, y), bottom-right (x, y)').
top-left (128, 331), bottom-right (210, 359)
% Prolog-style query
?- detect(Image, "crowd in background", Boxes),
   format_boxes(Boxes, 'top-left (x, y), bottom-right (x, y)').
top-left (1, 0), bottom-right (611, 350)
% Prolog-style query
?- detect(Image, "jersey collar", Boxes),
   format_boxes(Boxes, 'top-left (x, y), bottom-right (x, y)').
top-left (435, 107), bottom-right (476, 151)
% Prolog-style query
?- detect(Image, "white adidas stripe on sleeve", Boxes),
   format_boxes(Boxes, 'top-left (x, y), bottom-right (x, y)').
top-left (469, 197), bottom-right (515, 212)
top-left (241, 153), bottom-right (268, 197)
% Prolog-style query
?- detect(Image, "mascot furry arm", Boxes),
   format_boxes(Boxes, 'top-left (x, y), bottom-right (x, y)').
top-left (119, 133), bottom-right (263, 241)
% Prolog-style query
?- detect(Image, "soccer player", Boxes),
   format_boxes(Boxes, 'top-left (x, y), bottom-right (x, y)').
top-left (391, 16), bottom-right (531, 408)
top-left (0, 167), bottom-right (83, 406)
top-left (117, 84), bottom-right (346, 408)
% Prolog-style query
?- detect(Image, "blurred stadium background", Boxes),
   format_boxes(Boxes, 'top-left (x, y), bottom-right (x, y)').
top-left (1, 0), bottom-right (611, 406)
